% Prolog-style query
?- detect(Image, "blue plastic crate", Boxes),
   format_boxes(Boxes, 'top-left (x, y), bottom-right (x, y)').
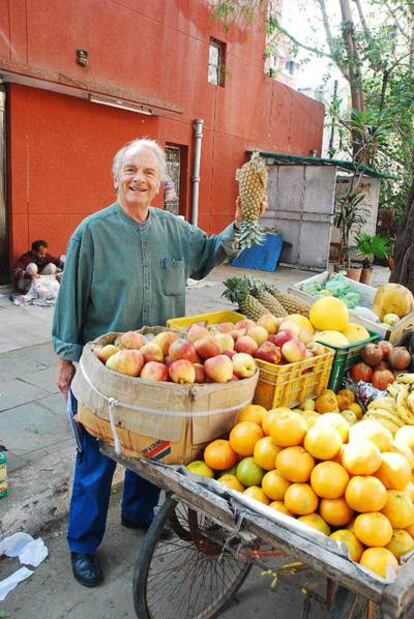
top-left (231, 233), bottom-right (283, 272)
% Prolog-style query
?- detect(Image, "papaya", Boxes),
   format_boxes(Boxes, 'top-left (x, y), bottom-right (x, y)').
top-left (372, 284), bottom-right (414, 321)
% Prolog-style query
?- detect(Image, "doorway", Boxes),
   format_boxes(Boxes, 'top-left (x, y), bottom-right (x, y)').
top-left (164, 144), bottom-right (187, 218)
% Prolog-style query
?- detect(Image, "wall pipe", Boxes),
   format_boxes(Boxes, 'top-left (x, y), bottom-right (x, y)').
top-left (191, 118), bottom-right (204, 226)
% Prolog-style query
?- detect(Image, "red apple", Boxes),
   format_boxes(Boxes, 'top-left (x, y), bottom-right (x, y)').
top-left (106, 349), bottom-right (144, 377)
top-left (309, 342), bottom-right (326, 357)
top-left (194, 335), bottom-right (222, 359)
top-left (254, 341), bottom-right (282, 364)
top-left (215, 333), bottom-right (235, 353)
top-left (235, 335), bottom-right (259, 355)
top-left (97, 344), bottom-right (119, 363)
top-left (231, 373), bottom-right (240, 381)
top-left (187, 324), bottom-right (209, 342)
top-left (118, 331), bottom-right (146, 350)
top-left (232, 352), bottom-right (257, 378)
top-left (257, 313), bottom-right (279, 334)
top-left (169, 338), bottom-right (199, 363)
top-left (204, 354), bottom-right (234, 383)
top-left (235, 319), bottom-right (256, 331)
top-left (216, 322), bottom-right (235, 334)
top-left (193, 363), bottom-right (205, 383)
top-left (269, 330), bottom-right (295, 348)
top-left (164, 355), bottom-right (173, 367)
top-left (281, 338), bottom-right (307, 363)
top-left (140, 361), bottom-right (169, 381)
top-left (247, 325), bottom-right (269, 346)
top-left (153, 331), bottom-right (180, 355)
top-left (230, 328), bottom-right (246, 340)
top-left (224, 350), bottom-right (236, 359)
top-left (140, 342), bottom-right (164, 363)
top-left (278, 319), bottom-right (301, 338)
top-left (378, 340), bottom-right (393, 359)
top-left (298, 328), bottom-right (313, 345)
top-left (169, 359), bottom-right (196, 384)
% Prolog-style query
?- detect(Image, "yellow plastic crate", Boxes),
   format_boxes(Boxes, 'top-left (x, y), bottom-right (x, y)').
top-left (253, 347), bottom-right (335, 410)
top-left (167, 310), bottom-right (245, 330)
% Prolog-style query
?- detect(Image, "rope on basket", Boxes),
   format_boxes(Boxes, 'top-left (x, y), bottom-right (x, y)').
top-left (107, 397), bottom-right (122, 454)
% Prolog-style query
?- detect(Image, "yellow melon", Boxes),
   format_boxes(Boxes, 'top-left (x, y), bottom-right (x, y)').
top-left (309, 297), bottom-right (349, 332)
top-left (372, 283), bottom-right (414, 320)
top-left (342, 323), bottom-right (370, 344)
top-left (314, 331), bottom-right (349, 348)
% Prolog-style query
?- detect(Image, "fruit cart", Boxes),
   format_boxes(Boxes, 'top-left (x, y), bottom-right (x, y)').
top-left (101, 444), bottom-right (414, 619)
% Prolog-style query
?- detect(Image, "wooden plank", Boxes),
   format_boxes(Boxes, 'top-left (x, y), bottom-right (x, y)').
top-left (381, 560), bottom-right (414, 618)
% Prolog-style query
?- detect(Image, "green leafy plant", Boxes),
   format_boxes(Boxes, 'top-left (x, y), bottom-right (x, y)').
top-left (333, 191), bottom-right (369, 268)
top-left (355, 232), bottom-right (391, 268)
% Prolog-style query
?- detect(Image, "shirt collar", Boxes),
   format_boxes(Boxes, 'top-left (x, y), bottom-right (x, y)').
top-left (115, 202), bottom-right (153, 231)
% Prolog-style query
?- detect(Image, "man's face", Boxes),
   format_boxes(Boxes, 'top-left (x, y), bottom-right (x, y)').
top-left (115, 147), bottom-right (161, 210)
top-left (33, 246), bottom-right (47, 259)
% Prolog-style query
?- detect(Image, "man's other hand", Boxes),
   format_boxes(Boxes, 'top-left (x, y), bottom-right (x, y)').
top-left (56, 358), bottom-right (76, 399)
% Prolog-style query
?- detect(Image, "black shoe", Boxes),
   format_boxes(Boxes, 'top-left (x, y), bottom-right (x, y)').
top-left (121, 517), bottom-right (173, 540)
top-left (71, 552), bottom-right (103, 587)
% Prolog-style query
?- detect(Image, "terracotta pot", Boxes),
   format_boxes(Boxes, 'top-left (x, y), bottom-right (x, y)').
top-left (359, 267), bottom-right (373, 285)
top-left (346, 266), bottom-right (362, 281)
top-left (388, 256), bottom-right (394, 270)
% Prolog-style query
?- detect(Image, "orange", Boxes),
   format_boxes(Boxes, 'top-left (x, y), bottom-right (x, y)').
top-left (186, 460), bottom-right (214, 478)
top-left (298, 514), bottom-right (331, 536)
top-left (310, 462), bottom-right (349, 499)
top-left (375, 452), bottom-right (411, 490)
top-left (269, 411), bottom-right (307, 447)
top-left (360, 547), bottom-right (399, 578)
top-left (276, 446), bottom-right (315, 483)
top-left (390, 441), bottom-right (414, 471)
top-left (341, 439), bottom-right (382, 475)
top-left (262, 407), bottom-right (291, 436)
top-left (204, 439), bottom-right (238, 471)
top-left (338, 388), bottom-right (355, 404)
top-left (243, 485), bottom-right (270, 504)
top-left (304, 424), bottom-right (342, 460)
top-left (262, 470), bottom-right (291, 501)
top-left (319, 498), bottom-right (353, 527)
top-left (345, 476), bottom-right (388, 512)
top-left (354, 513), bottom-right (393, 547)
top-left (218, 474), bottom-right (245, 492)
top-left (385, 530), bottom-right (414, 560)
top-left (229, 421), bottom-right (263, 456)
top-left (284, 483), bottom-right (319, 516)
top-left (315, 391), bottom-right (338, 413)
top-left (301, 410), bottom-right (320, 429)
top-left (337, 394), bottom-right (352, 411)
top-left (253, 436), bottom-right (281, 471)
top-left (395, 426), bottom-right (414, 451)
top-left (315, 412), bottom-right (349, 442)
top-left (330, 530), bottom-right (364, 562)
top-left (237, 404), bottom-right (267, 426)
top-left (268, 501), bottom-right (293, 516)
top-left (349, 420), bottom-right (393, 452)
top-left (348, 402), bottom-right (363, 420)
top-left (381, 490), bottom-right (414, 529)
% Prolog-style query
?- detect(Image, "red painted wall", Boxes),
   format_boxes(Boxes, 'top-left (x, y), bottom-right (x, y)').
top-left (2, 0), bottom-right (324, 263)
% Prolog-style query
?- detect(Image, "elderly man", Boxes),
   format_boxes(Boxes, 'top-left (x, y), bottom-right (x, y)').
top-left (53, 138), bottom-right (265, 588)
top-left (13, 240), bottom-right (63, 291)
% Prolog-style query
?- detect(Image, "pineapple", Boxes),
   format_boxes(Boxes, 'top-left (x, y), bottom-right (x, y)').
top-left (222, 277), bottom-right (268, 321)
top-left (265, 284), bottom-right (310, 317)
top-left (234, 152), bottom-right (268, 251)
top-left (248, 278), bottom-right (287, 317)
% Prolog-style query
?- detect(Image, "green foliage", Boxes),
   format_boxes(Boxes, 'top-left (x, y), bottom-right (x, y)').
top-left (334, 191), bottom-right (369, 267)
top-left (355, 232), bottom-right (392, 266)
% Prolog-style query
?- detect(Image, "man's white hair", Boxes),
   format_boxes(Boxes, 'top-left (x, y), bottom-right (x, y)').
top-left (112, 138), bottom-right (168, 182)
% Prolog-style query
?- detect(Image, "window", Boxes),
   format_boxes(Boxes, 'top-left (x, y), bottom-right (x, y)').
top-left (208, 38), bottom-right (226, 86)
top-left (284, 60), bottom-right (295, 76)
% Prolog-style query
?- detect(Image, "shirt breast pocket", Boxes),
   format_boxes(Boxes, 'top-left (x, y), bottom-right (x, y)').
top-left (161, 259), bottom-right (185, 296)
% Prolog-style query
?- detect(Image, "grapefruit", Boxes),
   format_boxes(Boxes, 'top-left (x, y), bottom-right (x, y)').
top-left (315, 412), bottom-right (349, 442)
top-left (349, 420), bottom-right (393, 452)
top-left (236, 457), bottom-right (265, 487)
top-left (253, 436), bottom-right (281, 471)
top-left (243, 486), bottom-right (270, 504)
top-left (375, 452), bottom-right (411, 490)
top-left (301, 410), bottom-right (320, 429)
top-left (276, 446), bottom-right (315, 483)
top-left (354, 513), bottom-right (393, 547)
top-left (268, 501), bottom-right (293, 516)
top-left (341, 440), bottom-right (382, 475)
top-left (262, 407), bottom-right (291, 436)
top-left (237, 404), bottom-right (267, 426)
top-left (395, 426), bottom-right (414, 451)
top-left (390, 441), bottom-right (414, 471)
top-left (229, 421), bottom-right (263, 456)
top-left (309, 297), bottom-right (349, 332)
top-left (218, 474), bottom-right (245, 492)
top-left (345, 476), bottom-right (388, 512)
top-left (381, 491), bottom-right (414, 529)
top-left (261, 470), bottom-right (291, 501)
top-left (330, 530), bottom-right (364, 562)
top-left (298, 514), bottom-right (331, 536)
top-left (268, 411), bottom-right (307, 447)
top-left (319, 498), bottom-right (353, 527)
top-left (304, 424), bottom-right (342, 460)
top-left (204, 439), bottom-right (238, 471)
top-left (385, 530), bottom-right (414, 560)
top-left (360, 547), bottom-right (399, 578)
top-left (310, 462), bottom-right (349, 499)
top-left (186, 460), bottom-right (214, 478)
top-left (284, 483), bottom-right (319, 516)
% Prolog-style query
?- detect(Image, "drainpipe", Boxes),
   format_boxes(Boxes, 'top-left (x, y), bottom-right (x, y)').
top-left (191, 119), bottom-right (204, 226)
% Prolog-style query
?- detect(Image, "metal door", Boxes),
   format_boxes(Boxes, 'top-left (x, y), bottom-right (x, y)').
top-left (0, 86), bottom-right (8, 283)
top-left (262, 165), bottom-right (336, 270)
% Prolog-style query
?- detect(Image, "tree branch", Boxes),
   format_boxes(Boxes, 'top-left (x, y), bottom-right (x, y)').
top-left (383, 1), bottom-right (410, 41)
top-left (351, 0), bottom-right (370, 39)
top-left (316, 0), bottom-right (350, 79)
top-left (266, 15), bottom-right (335, 62)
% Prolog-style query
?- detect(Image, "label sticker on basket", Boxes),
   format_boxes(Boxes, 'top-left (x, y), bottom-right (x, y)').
top-left (142, 440), bottom-right (171, 460)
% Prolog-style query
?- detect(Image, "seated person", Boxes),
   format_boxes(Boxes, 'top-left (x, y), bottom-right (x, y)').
top-left (13, 240), bottom-right (64, 291)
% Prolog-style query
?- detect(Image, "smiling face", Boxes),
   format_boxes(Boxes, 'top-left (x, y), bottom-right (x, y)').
top-left (114, 146), bottom-right (161, 212)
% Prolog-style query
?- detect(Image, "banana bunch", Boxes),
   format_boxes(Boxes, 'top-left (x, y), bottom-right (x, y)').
top-left (365, 374), bottom-right (414, 434)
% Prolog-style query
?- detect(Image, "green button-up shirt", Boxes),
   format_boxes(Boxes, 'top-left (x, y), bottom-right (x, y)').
top-left (52, 203), bottom-right (238, 361)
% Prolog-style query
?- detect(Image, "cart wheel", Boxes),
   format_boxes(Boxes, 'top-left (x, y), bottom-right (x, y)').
top-left (133, 494), bottom-right (253, 619)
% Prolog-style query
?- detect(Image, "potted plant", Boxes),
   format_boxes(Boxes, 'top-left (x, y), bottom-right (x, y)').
top-left (334, 191), bottom-right (368, 281)
top-left (355, 232), bottom-right (392, 284)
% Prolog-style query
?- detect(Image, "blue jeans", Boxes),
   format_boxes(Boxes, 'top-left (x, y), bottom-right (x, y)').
top-left (67, 393), bottom-right (161, 553)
